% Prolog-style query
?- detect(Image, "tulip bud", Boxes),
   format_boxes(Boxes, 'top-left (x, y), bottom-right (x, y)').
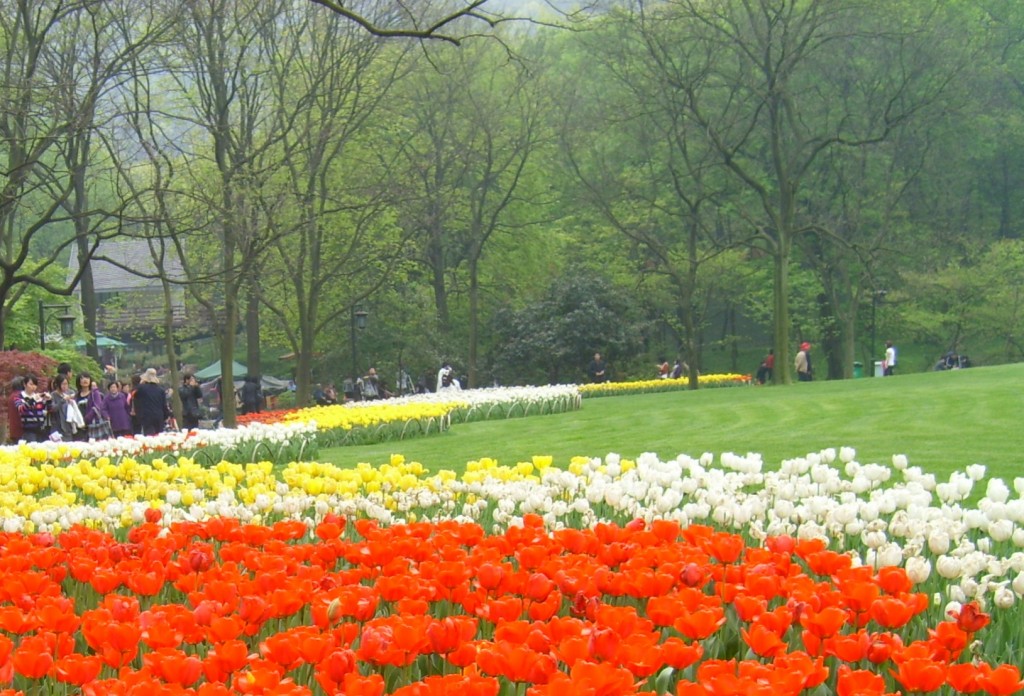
top-left (327, 598), bottom-right (342, 624)
top-left (680, 563), bottom-right (705, 588)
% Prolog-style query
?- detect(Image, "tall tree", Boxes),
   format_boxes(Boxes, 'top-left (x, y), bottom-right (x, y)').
top-left (252, 4), bottom-right (415, 405)
top-left (161, 0), bottom-right (294, 426)
top-left (0, 0), bottom-right (167, 350)
top-left (557, 13), bottom-right (744, 387)
top-left (390, 37), bottom-right (552, 387)
top-left (623, 0), bottom-right (960, 382)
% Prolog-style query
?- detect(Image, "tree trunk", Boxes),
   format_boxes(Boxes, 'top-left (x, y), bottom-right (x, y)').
top-left (468, 256), bottom-right (479, 388)
top-left (162, 277), bottom-right (181, 424)
top-left (246, 280), bottom-right (261, 380)
top-left (773, 249), bottom-right (792, 384)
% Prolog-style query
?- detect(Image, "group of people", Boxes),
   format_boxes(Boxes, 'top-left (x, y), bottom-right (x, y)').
top-left (587, 339), bottom-right (900, 387)
top-left (588, 352), bottom-right (691, 384)
top-left (764, 339), bottom-right (897, 383)
top-left (6, 364), bottom-right (202, 444)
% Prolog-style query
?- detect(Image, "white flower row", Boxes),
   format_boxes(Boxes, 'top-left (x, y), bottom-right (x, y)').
top-left (3, 420), bottom-right (317, 460)
top-left (343, 384), bottom-right (582, 408)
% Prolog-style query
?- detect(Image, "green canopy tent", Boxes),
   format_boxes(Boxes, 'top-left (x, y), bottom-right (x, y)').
top-left (75, 335), bottom-right (127, 348)
top-left (194, 360), bottom-right (248, 381)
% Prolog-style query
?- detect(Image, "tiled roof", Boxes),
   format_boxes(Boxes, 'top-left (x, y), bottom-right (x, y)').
top-left (70, 237), bottom-right (187, 292)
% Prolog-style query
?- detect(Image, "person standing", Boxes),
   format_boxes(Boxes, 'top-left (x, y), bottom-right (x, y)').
top-left (883, 341), bottom-right (897, 376)
top-left (135, 368), bottom-right (170, 435)
top-left (587, 353), bottom-right (608, 383)
top-left (50, 374), bottom-right (83, 441)
top-left (756, 350), bottom-right (775, 385)
top-left (6, 376), bottom-right (25, 443)
top-left (76, 373), bottom-right (107, 442)
top-left (240, 375), bottom-right (263, 414)
top-left (179, 373), bottom-right (204, 430)
top-left (437, 363), bottom-right (461, 392)
top-left (795, 342), bottom-right (813, 382)
top-left (104, 381), bottom-right (133, 437)
top-left (15, 375), bottom-right (50, 442)
top-left (359, 368), bottom-right (382, 400)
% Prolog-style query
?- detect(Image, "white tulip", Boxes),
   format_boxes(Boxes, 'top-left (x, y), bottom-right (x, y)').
top-left (831, 504), bottom-right (857, 526)
top-left (862, 529), bottom-right (887, 549)
top-left (986, 478), bottom-right (1011, 504)
top-left (1012, 572), bottom-right (1024, 597)
top-left (963, 509), bottom-right (987, 530)
top-left (839, 447), bottom-right (856, 463)
top-left (928, 530), bottom-right (951, 555)
top-left (989, 519), bottom-right (1014, 543)
top-left (850, 476), bottom-right (872, 494)
top-left (906, 556), bottom-right (932, 584)
top-left (936, 555), bottom-right (962, 579)
top-left (966, 464), bottom-right (987, 481)
top-left (860, 502), bottom-right (880, 522)
top-left (876, 543), bottom-right (903, 568)
top-left (994, 586), bottom-right (1015, 609)
top-left (892, 454), bottom-right (908, 470)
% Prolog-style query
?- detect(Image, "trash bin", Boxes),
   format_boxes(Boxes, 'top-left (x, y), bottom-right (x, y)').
top-left (853, 362), bottom-right (863, 379)
top-left (873, 360), bottom-right (884, 377)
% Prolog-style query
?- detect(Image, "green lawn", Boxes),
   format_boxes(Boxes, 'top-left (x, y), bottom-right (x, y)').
top-left (319, 364), bottom-right (1024, 483)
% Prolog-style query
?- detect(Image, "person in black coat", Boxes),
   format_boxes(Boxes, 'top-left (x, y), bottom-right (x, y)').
top-left (180, 373), bottom-right (204, 430)
top-left (240, 375), bottom-right (262, 415)
top-left (135, 368), bottom-right (170, 435)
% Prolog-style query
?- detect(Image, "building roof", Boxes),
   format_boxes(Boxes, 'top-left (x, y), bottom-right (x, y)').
top-left (69, 237), bottom-right (187, 292)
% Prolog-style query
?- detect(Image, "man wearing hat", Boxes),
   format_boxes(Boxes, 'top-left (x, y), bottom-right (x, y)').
top-left (795, 342), bottom-right (813, 382)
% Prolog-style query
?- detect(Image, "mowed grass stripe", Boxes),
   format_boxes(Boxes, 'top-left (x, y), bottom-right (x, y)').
top-left (319, 364), bottom-right (1024, 482)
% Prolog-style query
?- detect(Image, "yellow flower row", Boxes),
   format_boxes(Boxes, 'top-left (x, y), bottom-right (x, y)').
top-left (0, 447), bottom-right (608, 531)
top-left (578, 373), bottom-right (751, 395)
top-left (280, 401), bottom-right (464, 430)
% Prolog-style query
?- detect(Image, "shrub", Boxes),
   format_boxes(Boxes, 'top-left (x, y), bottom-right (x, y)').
top-left (0, 350), bottom-right (58, 441)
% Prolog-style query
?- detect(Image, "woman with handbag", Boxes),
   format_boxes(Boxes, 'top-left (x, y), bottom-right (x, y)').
top-left (49, 374), bottom-right (84, 441)
top-left (77, 373), bottom-right (110, 441)
top-left (104, 381), bottom-right (133, 437)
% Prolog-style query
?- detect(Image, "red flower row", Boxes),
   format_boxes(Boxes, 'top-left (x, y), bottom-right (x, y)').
top-left (0, 516), bottom-right (1016, 696)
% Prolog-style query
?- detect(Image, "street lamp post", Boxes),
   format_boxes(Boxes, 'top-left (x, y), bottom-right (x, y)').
top-left (871, 289), bottom-right (888, 376)
top-left (350, 307), bottom-right (368, 386)
top-left (38, 301), bottom-right (76, 350)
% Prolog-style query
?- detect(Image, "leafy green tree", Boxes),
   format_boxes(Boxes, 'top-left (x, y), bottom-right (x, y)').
top-left (491, 275), bottom-right (646, 384)
top-left (609, 0), bottom-right (964, 383)
top-left (387, 36), bottom-right (555, 387)
top-left (240, 5), bottom-right (415, 405)
top-left (555, 12), bottom-right (751, 387)
top-left (0, 0), bottom-right (169, 350)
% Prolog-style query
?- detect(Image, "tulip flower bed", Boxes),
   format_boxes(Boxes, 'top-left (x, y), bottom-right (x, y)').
top-left (3, 422), bottom-right (319, 469)
top-left (578, 374), bottom-right (751, 398)
top-left (3, 386), bottom-right (583, 469)
top-left (237, 385), bottom-right (582, 430)
top-left (0, 515), bottom-right (1020, 696)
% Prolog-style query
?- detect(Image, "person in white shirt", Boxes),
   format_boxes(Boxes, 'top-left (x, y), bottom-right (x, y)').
top-left (883, 341), bottom-right (897, 376)
top-left (437, 363), bottom-right (461, 392)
